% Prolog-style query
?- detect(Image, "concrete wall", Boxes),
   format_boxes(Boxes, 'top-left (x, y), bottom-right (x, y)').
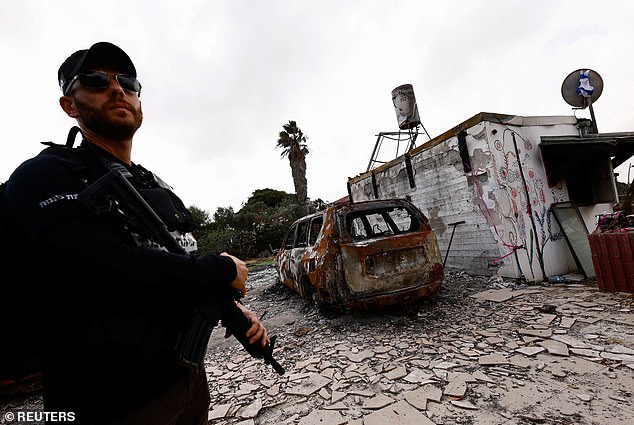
top-left (348, 113), bottom-right (601, 282)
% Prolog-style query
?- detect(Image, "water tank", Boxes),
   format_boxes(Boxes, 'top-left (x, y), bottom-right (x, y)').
top-left (391, 84), bottom-right (421, 130)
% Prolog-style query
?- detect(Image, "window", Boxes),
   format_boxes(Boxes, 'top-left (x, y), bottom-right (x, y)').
top-left (308, 217), bottom-right (323, 246)
top-left (284, 224), bottom-right (297, 249)
top-left (296, 221), bottom-right (309, 247)
top-left (346, 206), bottom-right (420, 240)
top-left (386, 207), bottom-right (418, 232)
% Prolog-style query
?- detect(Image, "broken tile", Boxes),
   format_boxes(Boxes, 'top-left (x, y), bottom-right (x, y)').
top-left (238, 383), bottom-right (259, 392)
top-left (239, 398), bottom-right (262, 419)
top-left (318, 388), bottom-right (329, 400)
top-left (608, 344), bottom-right (634, 355)
top-left (570, 348), bottom-right (601, 358)
top-left (515, 346), bottom-right (546, 356)
top-left (298, 410), bottom-right (346, 425)
top-left (432, 361), bottom-right (460, 370)
top-left (266, 384), bottom-right (280, 397)
top-left (362, 393), bottom-right (394, 409)
top-left (363, 400), bottom-right (436, 425)
top-left (518, 414), bottom-right (547, 422)
top-left (537, 340), bottom-right (570, 356)
top-left (444, 379), bottom-right (467, 398)
top-left (296, 357), bottom-right (321, 369)
top-left (403, 368), bottom-right (433, 383)
top-left (505, 340), bottom-right (520, 350)
top-left (470, 288), bottom-right (516, 302)
top-left (446, 372), bottom-right (477, 383)
top-left (208, 403), bottom-right (232, 420)
top-left (342, 349), bottom-right (374, 362)
top-left (559, 317), bottom-right (576, 328)
top-left (347, 389), bottom-right (374, 397)
top-left (508, 354), bottom-right (533, 369)
top-left (476, 330), bottom-right (498, 338)
top-left (517, 328), bottom-right (553, 338)
top-left (450, 399), bottom-right (479, 410)
top-left (600, 352), bottom-right (634, 363)
top-left (286, 373), bottom-right (331, 396)
top-left (550, 334), bottom-right (591, 349)
top-left (331, 390), bottom-right (346, 403)
top-left (536, 314), bottom-right (557, 325)
top-left (324, 402), bottom-right (348, 410)
top-left (403, 384), bottom-right (442, 410)
top-left (472, 370), bottom-right (496, 383)
top-left (576, 316), bottom-right (602, 324)
top-left (384, 365), bottom-right (407, 380)
top-left (479, 353), bottom-right (510, 366)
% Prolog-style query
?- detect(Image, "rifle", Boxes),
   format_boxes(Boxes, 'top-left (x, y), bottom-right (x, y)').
top-left (78, 163), bottom-right (285, 375)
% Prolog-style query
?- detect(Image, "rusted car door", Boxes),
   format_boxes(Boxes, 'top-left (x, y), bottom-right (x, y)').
top-left (276, 217), bottom-right (317, 297)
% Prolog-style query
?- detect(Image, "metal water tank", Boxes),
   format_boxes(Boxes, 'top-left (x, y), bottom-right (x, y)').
top-left (392, 84), bottom-right (421, 130)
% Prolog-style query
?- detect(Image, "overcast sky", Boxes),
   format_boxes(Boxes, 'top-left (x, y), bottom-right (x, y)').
top-left (2, 1), bottom-right (633, 215)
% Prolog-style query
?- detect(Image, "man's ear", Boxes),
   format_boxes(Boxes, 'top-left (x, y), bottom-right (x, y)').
top-left (59, 96), bottom-right (79, 118)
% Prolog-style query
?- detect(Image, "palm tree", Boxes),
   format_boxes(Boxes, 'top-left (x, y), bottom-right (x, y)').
top-left (276, 120), bottom-right (309, 213)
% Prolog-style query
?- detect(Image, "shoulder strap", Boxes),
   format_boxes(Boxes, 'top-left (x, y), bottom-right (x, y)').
top-left (0, 181), bottom-right (7, 238)
top-left (66, 126), bottom-right (82, 147)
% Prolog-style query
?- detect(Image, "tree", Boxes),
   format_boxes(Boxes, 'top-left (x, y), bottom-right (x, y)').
top-left (276, 120), bottom-right (309, 214)
top-left (213, 206), bottom-right (234, 228)
top-left (188, 189), bottom-right (329, 259)
top-left (188, 205), bottom-right (211, 228)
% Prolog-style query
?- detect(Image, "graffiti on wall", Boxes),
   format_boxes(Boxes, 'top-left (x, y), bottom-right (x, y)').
top-left (484, 128), bottom-right (567, 280)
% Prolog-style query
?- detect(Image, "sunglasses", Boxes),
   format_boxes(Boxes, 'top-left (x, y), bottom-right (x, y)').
top-left (64, 71), bottom-right (142, 96)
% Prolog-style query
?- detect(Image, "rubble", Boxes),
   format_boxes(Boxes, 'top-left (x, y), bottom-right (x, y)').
top-left (203, 267), bottom-right (634, 424)
top-left (2, 268), bottom-right (633, 424)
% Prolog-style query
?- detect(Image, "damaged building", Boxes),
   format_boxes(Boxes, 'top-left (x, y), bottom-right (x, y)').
top-left (346, 81), bottom-right (634, 283)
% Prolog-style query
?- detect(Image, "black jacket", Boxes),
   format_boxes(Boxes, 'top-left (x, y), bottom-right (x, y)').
top-left (1, 138), bottom-right (235, 420)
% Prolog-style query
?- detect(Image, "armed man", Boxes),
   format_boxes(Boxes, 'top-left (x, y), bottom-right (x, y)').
top-left (0, 41), bottom-right (275, 424)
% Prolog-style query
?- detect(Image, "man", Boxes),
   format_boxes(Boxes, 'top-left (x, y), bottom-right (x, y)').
top-left (1, 41), bottom-right (269, 424)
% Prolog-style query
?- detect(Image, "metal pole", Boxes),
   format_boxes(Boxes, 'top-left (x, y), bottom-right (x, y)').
top-left (443, 221), bottom-right (465, 267)
top-left (587, 97), bottom-right (598, 134)
top-left (367, 134), bottom-right (384, 171)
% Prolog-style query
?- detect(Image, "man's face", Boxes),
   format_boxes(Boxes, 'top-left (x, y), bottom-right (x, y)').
top-left (67, 67), bottom-right (143, 141)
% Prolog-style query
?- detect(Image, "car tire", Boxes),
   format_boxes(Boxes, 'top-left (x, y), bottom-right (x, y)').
top-left (299, 277), bottom-right (312, 299)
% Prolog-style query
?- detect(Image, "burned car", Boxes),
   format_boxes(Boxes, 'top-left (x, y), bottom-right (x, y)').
top-left (274, 198), bottom-right (443, 311)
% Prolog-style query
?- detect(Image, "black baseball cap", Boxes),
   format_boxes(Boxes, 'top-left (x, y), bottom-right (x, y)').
top-left (58, 42), bottom-right (136, 95)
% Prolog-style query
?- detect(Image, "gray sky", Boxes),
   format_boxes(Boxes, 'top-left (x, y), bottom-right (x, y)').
top-left (2, 0), bottom-right (633, 215)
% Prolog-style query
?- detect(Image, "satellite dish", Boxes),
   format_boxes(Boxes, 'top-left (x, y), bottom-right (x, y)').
top-left (561, 68), bottom-right (603, 108)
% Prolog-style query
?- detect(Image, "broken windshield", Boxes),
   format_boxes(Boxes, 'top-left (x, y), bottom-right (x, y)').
top-left (346, 206), bottom-right (420, 240)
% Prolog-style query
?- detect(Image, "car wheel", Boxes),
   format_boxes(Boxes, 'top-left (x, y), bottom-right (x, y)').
top-left (299, 277), bottom-right (312, 299)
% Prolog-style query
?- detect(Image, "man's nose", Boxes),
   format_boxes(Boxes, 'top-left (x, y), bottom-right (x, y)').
top-left (107, 75), bottom-right (126, 94)
top-left (102, 74), bottom-right (124, 92)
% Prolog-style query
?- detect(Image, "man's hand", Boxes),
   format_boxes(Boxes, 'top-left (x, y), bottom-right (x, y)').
top-left (221, 252), bottom-right (248, 298)
top-left (224, 303), bottom-right (270, 347)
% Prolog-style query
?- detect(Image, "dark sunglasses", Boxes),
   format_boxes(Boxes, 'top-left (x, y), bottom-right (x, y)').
top-left (64, 71), bottom-right (142, 96)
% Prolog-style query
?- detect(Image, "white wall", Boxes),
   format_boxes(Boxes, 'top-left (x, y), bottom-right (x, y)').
top-left (348, 113), bottom-right (602, 282)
